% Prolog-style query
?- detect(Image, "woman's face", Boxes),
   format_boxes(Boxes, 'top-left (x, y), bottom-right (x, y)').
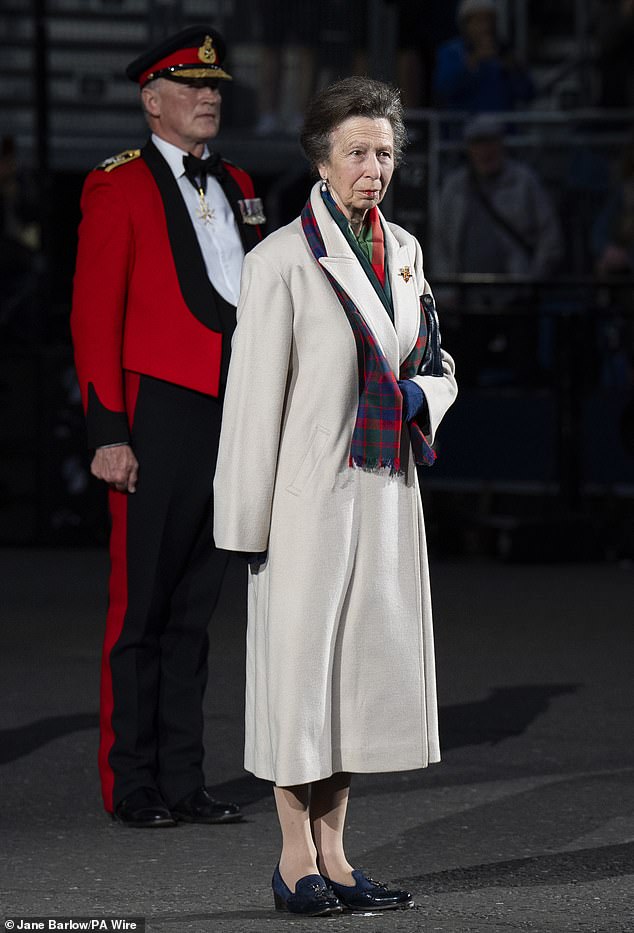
top-left (318, 116), bottom-right (395, 224)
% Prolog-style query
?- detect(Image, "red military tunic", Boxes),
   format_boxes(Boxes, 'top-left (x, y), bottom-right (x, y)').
top-left (71, 142), bottom-right (262, 447)
top-left (71, 140), bottom-right (263, 813)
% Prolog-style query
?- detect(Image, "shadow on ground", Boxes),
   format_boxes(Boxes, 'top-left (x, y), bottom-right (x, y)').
top-left (395, 840), bottom-right (634, 890)
top-left (0, 712), bottom-right (99, 764)
top-left (440, 683), bottom-right (581, 749)
top-left (0, 683), bottom-right (579, 779)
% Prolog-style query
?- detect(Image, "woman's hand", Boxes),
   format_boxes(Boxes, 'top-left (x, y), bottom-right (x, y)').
top-left (398, 380), bottom-right (427, 423)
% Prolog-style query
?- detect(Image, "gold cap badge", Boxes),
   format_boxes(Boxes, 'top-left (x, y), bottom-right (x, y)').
top-left (198, 35), bottom-right (217, 64)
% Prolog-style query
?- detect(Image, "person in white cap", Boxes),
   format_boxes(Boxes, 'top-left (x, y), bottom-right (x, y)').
top-left (433, 0), bottom-right (534, 112)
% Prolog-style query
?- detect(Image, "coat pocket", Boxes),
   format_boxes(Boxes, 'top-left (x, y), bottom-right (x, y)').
top-left (286, 424), bottom-right (331, 497)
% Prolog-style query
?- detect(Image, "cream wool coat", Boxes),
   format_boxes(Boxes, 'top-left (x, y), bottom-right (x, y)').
top-left (214, 182), bottom-right (458, 786)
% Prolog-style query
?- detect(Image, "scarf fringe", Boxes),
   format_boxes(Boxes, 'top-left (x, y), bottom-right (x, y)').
top-left (349, 456), bottom-right (403, 478)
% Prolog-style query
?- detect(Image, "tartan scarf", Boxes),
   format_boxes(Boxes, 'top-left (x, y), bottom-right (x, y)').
top-left (322, 189), bottom-right (393, 320)
top-left (301, 192), bottom-right (436, 474)
top-left (355, 204), bottom-right (386, 287)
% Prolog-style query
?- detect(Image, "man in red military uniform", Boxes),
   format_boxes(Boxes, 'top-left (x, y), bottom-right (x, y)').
top-left (71, 25), bottom-right (264, 827)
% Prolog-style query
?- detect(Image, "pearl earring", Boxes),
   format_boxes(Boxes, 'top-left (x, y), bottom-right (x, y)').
top-left (320, 178), bottom-right (328, 192)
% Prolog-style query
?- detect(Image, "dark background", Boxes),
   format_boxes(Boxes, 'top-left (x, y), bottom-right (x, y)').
top-left (1, 7), bottom-right (633, 927)
top-left (1, 0), bottom-right (633, 559)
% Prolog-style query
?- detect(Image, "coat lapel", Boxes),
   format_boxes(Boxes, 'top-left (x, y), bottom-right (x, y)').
top-left (310, 184), bottom-right (400, 374)
top-left (383, 223), bottom-right (421, 365)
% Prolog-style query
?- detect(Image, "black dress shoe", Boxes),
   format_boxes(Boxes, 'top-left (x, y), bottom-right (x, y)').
top-left (170, 786), bottom-right (243, 824)
top-left (113, 788), bottom-right (176, 828)
top-left (323, 870), bottom-right (414, 911)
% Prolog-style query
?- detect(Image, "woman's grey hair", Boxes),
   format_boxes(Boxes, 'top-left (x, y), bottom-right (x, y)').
top-left (300, 76), bottom-right (407, 174)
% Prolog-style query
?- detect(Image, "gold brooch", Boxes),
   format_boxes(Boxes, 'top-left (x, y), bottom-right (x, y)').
top-left (398, 266), bottom-right (412, 283)
top-left (198, 35), bottom-right (217, 64)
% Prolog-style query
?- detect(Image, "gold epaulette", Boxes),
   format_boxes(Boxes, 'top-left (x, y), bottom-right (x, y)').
top-left (95, 149), bottom-right (141, 172)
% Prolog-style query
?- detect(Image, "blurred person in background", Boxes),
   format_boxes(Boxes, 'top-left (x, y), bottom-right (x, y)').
top-left (71, 26), bottom-right (264, 829)
top-left (254, 1), bottom-right (318, 135)
top-left (214, 77), bottom-right (457, 916)
top-left (433, 114), bottom-right (563, 384)
top-left (391, 0), bottom-right (457, 108)
top-left (433, 0), bottom-right (534, 112)
top-left (434, 114), bottom-right (563, 287)
top-left (254, 0), bottom-right (367, 136)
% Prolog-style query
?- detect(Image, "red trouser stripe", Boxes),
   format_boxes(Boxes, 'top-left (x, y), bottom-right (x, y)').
top-left (98, 372), bottom-right (140, 813)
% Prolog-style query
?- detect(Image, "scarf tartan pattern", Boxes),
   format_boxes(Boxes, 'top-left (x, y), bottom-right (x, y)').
top-left (301, 195), bottom-right (436, 473)
top-left (359, 206), bottom-right (386, 287)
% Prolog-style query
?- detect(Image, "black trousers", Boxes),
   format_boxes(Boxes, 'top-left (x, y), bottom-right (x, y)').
top-left (99, 374), bottom-right (229, 812)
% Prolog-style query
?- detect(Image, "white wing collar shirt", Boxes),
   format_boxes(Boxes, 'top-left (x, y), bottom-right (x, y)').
top-left (152, 133), bottom-right (244, 307)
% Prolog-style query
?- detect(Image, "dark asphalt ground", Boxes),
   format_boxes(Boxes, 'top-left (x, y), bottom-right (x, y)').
top-left (0, 547), bottom-right (633, 933)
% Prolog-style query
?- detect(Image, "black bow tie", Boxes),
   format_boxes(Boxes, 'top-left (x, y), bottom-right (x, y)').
top-left (183, 152), bottom-right (224, 191)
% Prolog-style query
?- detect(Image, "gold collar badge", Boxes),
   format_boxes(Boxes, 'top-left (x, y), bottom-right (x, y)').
top-left (198, 36), bottom-right (217, 64)
top-left (398, 266), bottom-right (412, 283)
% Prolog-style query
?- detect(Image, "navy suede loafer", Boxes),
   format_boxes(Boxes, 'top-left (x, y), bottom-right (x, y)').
top-left (272, 865), bottom-right (343, 916)
top-left (323, 870), bottom-right (414, 911)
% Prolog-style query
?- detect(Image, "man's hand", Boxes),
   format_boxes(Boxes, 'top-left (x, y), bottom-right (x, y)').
top-left (91, 444), bottom-right (139, 493)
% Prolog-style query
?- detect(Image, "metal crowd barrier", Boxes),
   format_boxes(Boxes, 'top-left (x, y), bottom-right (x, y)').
top-left (424, 274), bottom-right (634, 511)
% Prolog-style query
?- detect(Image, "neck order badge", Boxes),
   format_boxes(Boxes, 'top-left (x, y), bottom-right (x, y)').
top-left (183, 153), bottom-right (223, 225)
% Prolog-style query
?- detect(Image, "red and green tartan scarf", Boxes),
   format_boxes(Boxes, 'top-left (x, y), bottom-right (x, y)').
top-left (301, 193), bottom-right (436, 474)
top-left (356, 206), bottom-right (386, 287)
top-left (322, 190), bottom-right (393, 318)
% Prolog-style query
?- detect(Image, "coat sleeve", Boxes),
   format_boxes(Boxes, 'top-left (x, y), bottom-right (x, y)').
top-left (412, 350), bottom-right (457, 446)
top-left (70, 170), bottom-right (133, 448)
top-left (408, 237), bottom-right (458, 445)
top-left (213, 249), bottom-right (294, 552)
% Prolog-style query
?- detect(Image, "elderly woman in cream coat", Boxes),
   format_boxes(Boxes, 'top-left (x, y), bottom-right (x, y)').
top-left (214, 77), bottom-right (457, 917)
